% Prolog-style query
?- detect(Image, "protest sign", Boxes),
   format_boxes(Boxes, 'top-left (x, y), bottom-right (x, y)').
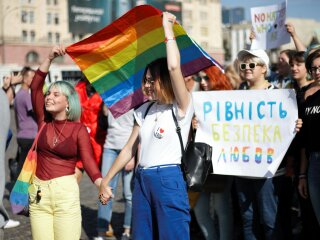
top-left (250, 1), bottom-right (290, 50)
top-left (193, 89), bottom-right (298, 178)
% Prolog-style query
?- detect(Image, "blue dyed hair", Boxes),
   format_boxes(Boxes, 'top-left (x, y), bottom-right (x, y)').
top-left (46, 81), bottom-right (81, 121)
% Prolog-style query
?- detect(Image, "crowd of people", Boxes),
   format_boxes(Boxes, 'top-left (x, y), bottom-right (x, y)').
top-left (1, 10), bottom-right (320, 240)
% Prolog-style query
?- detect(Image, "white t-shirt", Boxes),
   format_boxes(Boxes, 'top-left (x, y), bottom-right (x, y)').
top-left (104, 109), bottom-right (134, 150)
top-left (134, 98), bottom-right (194, 168)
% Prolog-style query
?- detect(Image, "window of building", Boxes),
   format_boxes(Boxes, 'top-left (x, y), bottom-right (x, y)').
top-left (47, 13), bottom-right (52, 24)
top-left (54, 0), bottom-right (58, 5)
top-left (48, 32), bottom-right (52, 43)
top-left (21, 11), bottom-right (28, 23)
top-left (199, 0), bottom-right (207, 4)
top-left (200, 27), bottom-right (208, 36)
top-left (54, 13), bottom-right (59, 25)
top-left (22, 30), bottom-right (28, 41)
top-left (184, 10), bottom-right (192, 20)
top-left (26, 51), bottom-right (39, 64)
top-left (47, 0), bottom-right (51, 5)
top-left (30, 31), bottom-right (35, 42)
top-left (200, 11), bottom-right (207, 21)
top-left (29, 11), bottom-right (34, 23)
top-left (55, 33), bottom-right (60, 43)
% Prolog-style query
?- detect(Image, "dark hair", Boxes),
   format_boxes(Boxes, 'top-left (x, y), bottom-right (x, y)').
top-left (280, 49), bottom-right (296, 62)
top-left (289, 51), bottom-right (305, 65)
top-left (20, 66), bottom-right (35, 77)
top-left (306, 48), bottom-right (320, 73)
top-left (145, 58), bottom-right (174, 104)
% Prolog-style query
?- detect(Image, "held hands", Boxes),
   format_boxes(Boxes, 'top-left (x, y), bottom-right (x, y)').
top-left (48, 45), bottom-right (66, 61)
top-left (98, 182), bottom-right (114, 205)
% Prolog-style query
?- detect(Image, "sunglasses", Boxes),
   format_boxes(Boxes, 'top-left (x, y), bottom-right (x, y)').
top-left (311, 66), bottom-right (320, 74)
top-left (194, 75), bottom-right (209, 82)
top-left (144, 78), bottom-right (155, 85)
top-left (239, 62), bottom-right (260, 70)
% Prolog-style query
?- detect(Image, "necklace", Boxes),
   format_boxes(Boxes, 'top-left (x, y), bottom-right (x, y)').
top-left (154, 103), bottom-right (167, 122)
top-left (52, 120), bottom-right (67, 147)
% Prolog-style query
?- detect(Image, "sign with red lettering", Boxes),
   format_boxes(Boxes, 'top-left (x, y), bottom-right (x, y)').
top-left (250, 1), bottom-right (290, 50)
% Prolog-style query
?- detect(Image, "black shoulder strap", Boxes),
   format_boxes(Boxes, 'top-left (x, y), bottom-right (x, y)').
top-left (171, 108), bottom-right (184, 157)
top-left (143, 101), bottom-right (155, 119)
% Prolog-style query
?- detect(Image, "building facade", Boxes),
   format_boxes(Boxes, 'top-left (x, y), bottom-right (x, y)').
top-left (0, 0), bottom-right (224, 81)
top-left (181, 0), bottom-right (224, 64)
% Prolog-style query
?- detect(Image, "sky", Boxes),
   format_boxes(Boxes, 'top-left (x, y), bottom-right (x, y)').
top-left (220, 0), bottom-right (320, 22)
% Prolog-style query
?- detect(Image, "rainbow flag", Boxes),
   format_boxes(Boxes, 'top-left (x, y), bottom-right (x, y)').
top-left (67, 5), bottom-right (222, 118)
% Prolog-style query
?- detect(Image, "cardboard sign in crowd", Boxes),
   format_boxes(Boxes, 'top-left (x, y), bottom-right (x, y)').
top-left (193, 89), bottom-right (298, 178)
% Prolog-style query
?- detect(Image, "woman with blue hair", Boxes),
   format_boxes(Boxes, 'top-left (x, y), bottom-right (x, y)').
top-left (29, 45), bottom-right (102, 240)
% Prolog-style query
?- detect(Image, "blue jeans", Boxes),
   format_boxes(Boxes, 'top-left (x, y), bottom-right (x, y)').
top-left (193, 179), bottom-right (234, 240)
top-left (132, 165), bottom-right (190, 240)
top-left (235, 176), bottom-right (285, 240)
top-left (97, 148), bottom-right (133, 232)
top-left (308, 152), bottom-right (320, 224)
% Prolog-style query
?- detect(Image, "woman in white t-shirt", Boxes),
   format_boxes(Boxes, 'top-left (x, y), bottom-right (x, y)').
top-left (98, 12), bottom-right (194, 240)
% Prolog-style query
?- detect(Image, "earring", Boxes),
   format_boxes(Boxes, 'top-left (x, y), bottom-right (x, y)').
top-left (66, 106), bottom-right (69, 113)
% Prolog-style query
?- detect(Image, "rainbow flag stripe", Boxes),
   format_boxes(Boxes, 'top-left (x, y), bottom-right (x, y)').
top-left (67, 5), bottom-right (222, 117)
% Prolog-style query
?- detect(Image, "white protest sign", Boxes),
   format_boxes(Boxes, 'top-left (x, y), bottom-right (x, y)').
top-left (250, 1), bottom-right (290, 50)
top-left (192, 89), bottom-right (298, 178)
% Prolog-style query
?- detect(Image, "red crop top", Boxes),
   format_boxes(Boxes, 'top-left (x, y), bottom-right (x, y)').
top-left (30, 69), bottom-right (102, 182)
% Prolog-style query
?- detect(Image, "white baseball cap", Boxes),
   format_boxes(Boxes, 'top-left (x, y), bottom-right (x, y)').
top-left (237, 49), bottom-right (270, 67)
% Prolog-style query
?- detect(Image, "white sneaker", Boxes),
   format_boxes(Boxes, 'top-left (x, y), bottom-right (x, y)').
top-left (93, 237), bottom-right (104, 240)
top-left (4, 219), bottom-right (20, 229)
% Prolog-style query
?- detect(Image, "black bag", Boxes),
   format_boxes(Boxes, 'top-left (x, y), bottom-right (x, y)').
top-left (171, 109), bottom-right (212, 192)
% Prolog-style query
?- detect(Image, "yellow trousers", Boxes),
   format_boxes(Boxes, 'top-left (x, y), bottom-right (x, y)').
top-left (29, 175), bottom-right (81, 240)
